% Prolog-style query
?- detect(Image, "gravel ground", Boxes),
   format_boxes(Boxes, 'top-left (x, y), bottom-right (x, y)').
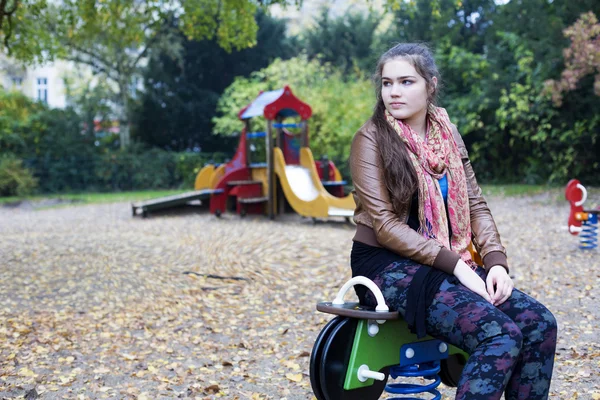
top-left (0, 189), bottom-right (599, 399)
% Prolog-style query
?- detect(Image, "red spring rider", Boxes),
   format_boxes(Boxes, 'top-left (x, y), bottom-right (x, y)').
top-left (565, 179), bottom-right (599, 249)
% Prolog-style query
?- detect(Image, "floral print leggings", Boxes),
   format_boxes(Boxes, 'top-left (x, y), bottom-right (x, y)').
top-left (353, 247), bottom-right (557, 400)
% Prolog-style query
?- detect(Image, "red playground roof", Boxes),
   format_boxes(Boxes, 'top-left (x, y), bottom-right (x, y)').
top-left (237, 86), bottom-right (312, 121)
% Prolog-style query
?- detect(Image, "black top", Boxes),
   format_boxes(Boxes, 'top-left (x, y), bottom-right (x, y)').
top-left (351, 193), bottom-right (458, 339)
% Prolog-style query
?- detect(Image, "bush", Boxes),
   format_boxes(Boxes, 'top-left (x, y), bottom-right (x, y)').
top-left (18, 148), bottom-right (230, 194)
top-left (94, 145), bottom-right (175, 191)
top-left (0, 154), bottom-right (38, 196)
top-left (90, 146), bottom-right (231, 192)
top-left (212, 55), bottom-right (374, 165)
top-left (0, 89), bottom-right (236, 194)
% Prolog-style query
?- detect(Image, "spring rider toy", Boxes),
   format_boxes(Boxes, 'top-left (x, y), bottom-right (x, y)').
top-left (565, 179), bottom-right (599, 249)
top-left (310, 276), bottom-right (467, 399)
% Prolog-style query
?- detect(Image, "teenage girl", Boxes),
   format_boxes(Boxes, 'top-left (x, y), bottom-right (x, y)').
top-left (349, 43), bottom-right (557, 399)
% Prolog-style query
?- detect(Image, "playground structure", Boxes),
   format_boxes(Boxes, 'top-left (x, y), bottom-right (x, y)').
top-left (310, 276), bottom-right (467, 400)
top-left (189, 86), bottom-right (354, 220)
top-left (131, 86), bottom-right (355, 220)
top-left (565, 179), bottom-right (599, 249)
top-left (132, 87), bottom-right (353, 219)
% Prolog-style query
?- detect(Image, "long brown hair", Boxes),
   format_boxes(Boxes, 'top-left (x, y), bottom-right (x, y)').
top-left (371, 43), bottom-right (441, 212)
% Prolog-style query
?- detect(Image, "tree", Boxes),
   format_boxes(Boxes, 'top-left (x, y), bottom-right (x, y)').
top-left (64, 77), bottom-right (117, 141)
top-left (544, 12), bottom-right (600, 106)
top-left (0, 87), bottom-right (46, 156)
top-left (0, 0), bottom-right (54, 63)
top-left (40, 1), bottom-right (181, 149)
top-left (486, 2), bottom-right (600, 183)
top-left (0, 0), bottom-right (301, 61)
top-left (491, 0), bottom-right (600, 82)
top-left (301, 8), bottom-right (381, 74)
top-left (133, 10), bottom-right (294, 152)
top-left (1, 0), bottom-right (302, 149)
top-left (379, 0), bottom-right (498, 54)
top-left (0, 1), bottom-right (18, 46)
top-left (213, 56), bottom-right (374, 163)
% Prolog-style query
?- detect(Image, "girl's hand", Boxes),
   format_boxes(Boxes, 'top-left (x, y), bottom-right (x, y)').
top-left (486, 265), bottom-right (514, 306)
top-left (453, 260), bottom-right (493, 303)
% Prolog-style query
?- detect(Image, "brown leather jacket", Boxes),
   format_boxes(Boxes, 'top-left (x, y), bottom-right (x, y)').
top-left (350, 119), bottom-right (508, 275)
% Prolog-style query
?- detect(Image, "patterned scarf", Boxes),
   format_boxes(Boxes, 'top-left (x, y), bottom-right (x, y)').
top-left (385, 105), bottom-right (474, 266)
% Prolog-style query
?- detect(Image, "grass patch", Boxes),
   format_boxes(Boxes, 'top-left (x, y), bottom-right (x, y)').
top-left (0, 190), bottom-right (185, 206)
top-left (480, 184), bottom-right (555, 197)
top-left (3, 185), bottom-right (596, 208)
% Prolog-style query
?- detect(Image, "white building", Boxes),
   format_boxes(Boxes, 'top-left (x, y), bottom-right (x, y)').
top-left (0, 55), bottom-right (79, 109)
top-left (1, 54), bottom-right (143, 112)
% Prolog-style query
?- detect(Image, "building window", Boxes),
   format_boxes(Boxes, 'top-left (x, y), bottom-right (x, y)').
top-left (37, 77), bottom-right (48, 103)
top-left (11, 77), bottom-right (23, 88)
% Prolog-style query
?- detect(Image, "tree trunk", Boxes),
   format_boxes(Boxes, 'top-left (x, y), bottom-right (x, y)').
top-left (118, 81), bottom-right (130, 149)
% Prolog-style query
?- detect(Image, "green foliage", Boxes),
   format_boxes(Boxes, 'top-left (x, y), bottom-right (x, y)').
top-left (455, 26), bottom-right (600, 185)
top-left (301, 8), bottom-right (382, 74)
top-left (543, 12), bottom-right (600, 106)
top-left (95, 145), bottom-right (175, 191)
top-left (133, 10), bottom-right (292, 152)
top-left (181, 0), bottom-right (257, 53)
top-left (381, 0), bottom-right (498, 53)
top-left (307, 72), bottom-right (375, 163)
top-left (64, 77), bottom-right (116, 138)
top-left (2, 0), bottom-right (299, 64)
top-left (213, 55), bottom-right (374, 163)
top-left (28, 147), bottom-right (229, 194)
top-left (4, 0), bottom-right (600, 190)
top-left (181, 0), bottom-right (299, 52)
top-left (0, 89), bottom-right (47, 154)
top-left (0, 89), bottom-right (228, 194)
top-left (0, 0), bottom-right (57, 64)
top-left (3, 0), bottom-right (301, 149)
top-left (492, 0), bottom-right (600, 81)
top-left (435, 39), bottom-right (491, 136)
top-left (377, 1), bottom-right (600, 185)
top-left (0, 153), bottom-right (38, 196)
top-left (212, 3), bottom-right (600, 185)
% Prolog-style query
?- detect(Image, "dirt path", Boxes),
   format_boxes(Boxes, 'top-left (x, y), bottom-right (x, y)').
top-left (1, 190), bottom-right (598, 399)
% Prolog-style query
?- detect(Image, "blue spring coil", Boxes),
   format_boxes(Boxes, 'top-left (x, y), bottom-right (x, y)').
top-left (580, 217), bottom-right (598, 250)
top-left (384, 361), bottom-right (442, 400)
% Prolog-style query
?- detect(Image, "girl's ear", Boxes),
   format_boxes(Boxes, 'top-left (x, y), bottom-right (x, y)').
top-left (431, 76), bottom-right (438, 94)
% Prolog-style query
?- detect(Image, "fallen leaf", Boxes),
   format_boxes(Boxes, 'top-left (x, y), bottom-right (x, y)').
top-left (286, 373), bottom-right (302, 383)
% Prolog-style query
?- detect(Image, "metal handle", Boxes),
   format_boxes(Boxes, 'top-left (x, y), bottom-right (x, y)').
top-left (575, 183), bottom-right (588, 207)
top-left (332, 276), bottom-right (389, 312)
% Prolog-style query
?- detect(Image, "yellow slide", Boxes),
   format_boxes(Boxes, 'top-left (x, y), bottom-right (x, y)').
top-left (273, 147), bottom-right (355, 219)
top-left (194, 164), bottom-right (226, 190)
